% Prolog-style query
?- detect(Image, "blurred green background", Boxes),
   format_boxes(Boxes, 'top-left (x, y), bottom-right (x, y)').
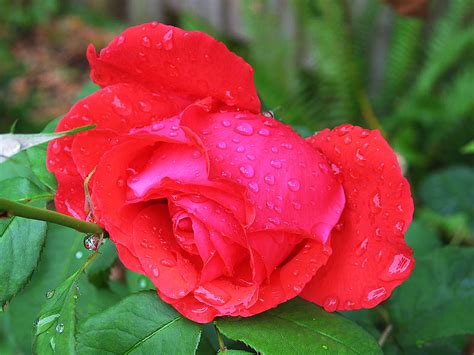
top-left (0, 0), bottom-right (473, 354)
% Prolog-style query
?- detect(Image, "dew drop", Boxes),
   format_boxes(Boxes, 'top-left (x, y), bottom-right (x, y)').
top-left (112, 96), bottom-right (132, 116)
top-left (116, 178), bottom-right (125, 187)
top-left (141, 36), bottom-right (151, 47)
top-left (369, 190), bottom-right (382, 216)
top-left (355, 149), bottom-right (366, 163)
top-left (117, 35), bottom-right (125, 46)
top-left (263, 111), bottom-right (274, 118)
top-left (365, 287), bottom-right (386, 304)
top-left (221, 119), bottom-right (232, 127)
top-left (258, 128), bottom-right (270, 136)
top-left (268, 216), bottom-right (281, 225)
top-left (380, 254), bottom-right (412, 281)
top-left (234, 122), bottom-right (254, 136)
top-left (83, 234), bottom-right (100, 251)
top-left (55, 323), bottom-right (64, 334)
top-left (151, 267), bottom-right (160, 277)
top-left (248, 181), bottom-right (259, 193)
top-left (239, 165), bottom-right (255, 178)
top-left (292, 201), bottom-right (302, 210)
top-left (194, 285), bottom-right (231, 306)
top-left (292, 285), bottom-right (302, 293)
top-left (161, 258), bottom-right (176, 267)
top-left (236, 145), bottom-right (245, 153)
top-left (394, 220), bottom-right (405, 234)
top-left (75, 251), bottom-right (83, 259)
top-left (162, 29), bottom-right (174, 50)
top-left (355, 238), bottom-right (369, 257)
top-left (139, 100), bottom-right (152, 112)
top-left (264, 174), bottom-right (275, 185)
top-left (287, 179), bottom-right (301, 192)
top-left (270, 159), bottom-right (282, 169)
top-left (281, 143), bottom-right (293, 150)
top-left (217, 142), bottom-right (227, 149)
top-left (323, 296), bottom-right (339, 312)
top-left (46, 289), bottom-right (55, 299)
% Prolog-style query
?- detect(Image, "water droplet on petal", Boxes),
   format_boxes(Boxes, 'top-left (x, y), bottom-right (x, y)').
top-left (221, 119), bottom-right (231, 127)
top-left (258, 128), bottom-right (270, 136)
top-left (263, 111), bottom-right (274, 118)
top-left (151, 266), bottom-right (160, 277)
top-left (248, 181), bottom-right (259, 193)
top-left (292, 285), bottom-right (303, 293)
top-left (287, 179), bottom-right (301, 192)
top-left (142, 36), bottom-right (151, 47)
top-left (380, 254), bottom-right (412, 281)
top-left (117, 35), bottom-right (125, 46)
top-left (194, 285), bottom-right (231, 306)
top-left (270, 160), bottom-right (282, 169)
top-left (112, 96), bottom-right (132, 116)
top-left (234, 122), bottom-right (254, 136)
top-left (161, 258), bottom-right (176, 267)
top-left (239, 165), bottom-right (255, 178)
top-left (369, 190), bottom-right (382, 215)
top-left (264, 174), bottom-right (275, 185)
top-left (162, 29), bottom-right (174, 50)
top-left (355, 238), bottom-right (369, 257)
top-left (323, 296), bottom-right (339, 312)
top-left (217, 142), bottom-right (227, 149)
top-left (139, 100), bottom-right (152, 112)
top-left (363, 287), bottom-right (386, 307)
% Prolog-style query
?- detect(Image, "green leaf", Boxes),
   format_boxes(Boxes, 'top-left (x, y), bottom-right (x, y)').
top-left (126, 269), bottom-right (154, 293)
top-left (462, 139), bottom-right (474, 154)
top-left (404, 220), bottom-right (442, 257)
top-left (0, 178), bottom-right (47, 306)
top-left (33, 271), bottom-right (80, 354)
top-left (216, 298), bottom-right (382, 354)
top-left (77, 291), bottom-right (202, 354)
top-left (420, 165), bottom-right (474, 233)
top-left (0, 177), bottom-right (51, 202)
top-left (85, 239), bottom-right (117, 278)
top-left (26, 118), bottom-right (60, 192)
top-left (389, 246), bottom-right (474, 347)
top-left (0, 224), bottom-right (86, 352)
top-left (0, 124), bottom-right (95, 163)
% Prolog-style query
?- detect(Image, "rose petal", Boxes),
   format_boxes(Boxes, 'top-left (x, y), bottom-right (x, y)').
top-left (242, 239), bottom-right (331, 316)
top-left (132, 204), bottom-right (199, 299)
top-left (53, 172), bottom-right (87, 220)
top-left (48, 83), bottom-right (190, 219)
top-left (248, 231), bottom-right (303, 278)
top-left (181, 109), bottom-right (345, 241)
top-left (301, 124), bottom-right (414, 311)
top-left (87, 22), bottom-right (260, 111)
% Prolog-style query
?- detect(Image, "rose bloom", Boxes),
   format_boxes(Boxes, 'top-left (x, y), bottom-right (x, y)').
top-left (47, 22), bottom-right (414, 323)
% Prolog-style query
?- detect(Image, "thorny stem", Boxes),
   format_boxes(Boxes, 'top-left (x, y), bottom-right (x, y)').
top-left (378, 324), bottom-right (393, 347)
top-left (214, 324), bottom-right (226, 353)
top-left (0, 198), bottom-right (103, 235)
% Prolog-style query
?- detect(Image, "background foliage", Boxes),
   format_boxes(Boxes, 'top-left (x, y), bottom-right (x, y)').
top-left (0, 0), bottom-right (473, 354)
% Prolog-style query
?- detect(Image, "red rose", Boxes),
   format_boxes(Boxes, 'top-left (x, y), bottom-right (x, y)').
top-left (47, 22), bottom-right (414, 322)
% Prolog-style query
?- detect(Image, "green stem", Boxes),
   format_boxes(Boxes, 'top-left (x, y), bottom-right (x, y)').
top-left (0, 198), bottom-right (103, 234)
top-left (358, 90), bottom-right (386, 136)
top-left (214, 324), bottom-right (226, 353)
